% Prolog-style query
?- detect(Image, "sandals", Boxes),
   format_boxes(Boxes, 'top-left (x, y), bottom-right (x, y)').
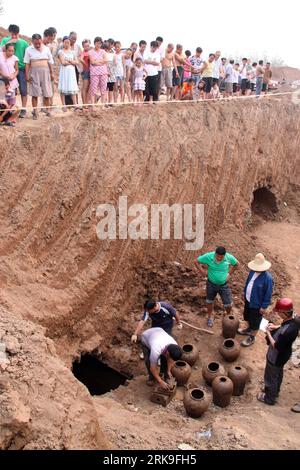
top-left (146, 379), bottom-right (155, 387)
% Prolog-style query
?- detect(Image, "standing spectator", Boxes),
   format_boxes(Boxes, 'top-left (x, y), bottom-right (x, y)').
top-left (133, 40), bottom-right (147, 62)
top-left (173, 44), bottom-right (185, 100)
top-left (144, 41), bottom-right (160, 102)
top-left (238, 253), bottom-right (273, 347)
top-left (69, 32), bottom-right (82, 104)
top-left (200, 53), bottom-right (215, 99)
top-left (257, 298), bottom-right (299, 405)
top-left (0, 43), bottom-right (19, 101)
top-left (256, 60), bottom-right (264, 96)
top-left (219, 57), bottom-right (227, 94)
top-left (124, 48), bottom-right (133, 102)
top-left (42, 28), bottom-right (57, 111)
top-left (183, 50), bottom-right (192, 82)
top-left (233, 63), bottom-right (240, 95)
top-left (80, 39), bottom-right (91, 106)
top-left (225, 59), bottom-right (234, 97)
top-left (89, 37), bottom-right (108, 106)
top-left (114, 41), bottom-right (125, 103)
top-left (250, 62), bottom-right (257, 93)
top-left (240, 58), bottom-right (251, 96)
top-left (106, 42), bottom-right (117, 104)
top-left (156, 36), bottom-right (164, 96)
top-left (58, 36), bottom-right (79, 110)
top-left (1, 25), bottom-right (29, 118)
top-left (195, 246), bottom-right (239, 327)
top-left (130, 42), bottom-right (138, 58)
top-left (131, 57), bottom-right (147, 104)
top-left (161, 43), bottom-right (178, 101)
top-left (190, 47), bottom-right (204, 86)
top-left (24, 34), bottom-right (54, 119)
top-left (263, 62), bottom-right (272, 94)
top-left (212, 50), bottom-right (222, 85)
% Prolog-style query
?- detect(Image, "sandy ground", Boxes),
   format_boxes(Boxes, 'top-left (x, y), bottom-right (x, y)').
top-left (93, 220), bottom-right (300, 450)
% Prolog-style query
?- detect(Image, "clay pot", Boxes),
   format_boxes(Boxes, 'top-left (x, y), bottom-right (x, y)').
top-left (171, 361), bottom-right (192, 386)
top-left (222, 314), bottom-right (239, 339)
top-left (202, 361), bottom-right (226, 386)
top-left (219, 339), bottom-right (240, 362)
top-left (183, 388), bottom-right (210, 418)
top-left (212, 376), bottom-right (234, 408)
top-left (181, 344), bottom-right (199, 366)
top-left (228, 365), bottom-right (249, 396)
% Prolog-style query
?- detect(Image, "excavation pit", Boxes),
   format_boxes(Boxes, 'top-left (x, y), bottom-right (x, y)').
top-left (72, 354), bottom-right (128, 396)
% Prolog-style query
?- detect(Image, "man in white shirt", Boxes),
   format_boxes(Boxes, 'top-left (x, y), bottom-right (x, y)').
top-left (141, 327), bottom-right (182, 388)
top-left (24, 33), bottom-right (54, 119)
top-left (225, 59), bottom-right (234, 97)
top-left (212, 50), bottom-right (222, 85)
top-left (144, 41), bottom-right (161, 102)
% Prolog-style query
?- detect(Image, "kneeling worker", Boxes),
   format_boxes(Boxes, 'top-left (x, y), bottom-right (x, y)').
top-left (141, 327), bottom-right (183, 389)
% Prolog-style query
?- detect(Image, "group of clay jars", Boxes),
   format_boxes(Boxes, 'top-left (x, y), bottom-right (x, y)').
top-left (202, 360), bottom-right (249, 407)
top-left (169, 313), bottom-right (249, 418)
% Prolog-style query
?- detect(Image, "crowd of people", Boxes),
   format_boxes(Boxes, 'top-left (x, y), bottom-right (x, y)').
top-left (0, 24), bottom-right (274, 123)
top-left (131, 247), bottom-right (300, 411)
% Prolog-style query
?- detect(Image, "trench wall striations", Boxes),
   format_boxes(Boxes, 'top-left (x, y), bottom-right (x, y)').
top-left (0, 97), bottom-right (299, 359)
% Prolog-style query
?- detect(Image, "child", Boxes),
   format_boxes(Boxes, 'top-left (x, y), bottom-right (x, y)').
top-left (80, 39), bottom-right (91, 106)
top-left (131, 57), bottom-right (147, 104)
top-left (181, 78), bottom-right (194, 100)
top-left (183, 50), bottom-right (192, 82)
top-left (211, 82), bottom-right (220, 100)
top-left (124, 48), bottom-right (133, 102)
top-left (193, 80), bottom-right (205, 101)
top-left (3, 78), bottom-right (17, 107)
top-left (0, 98), bottom-right (19, 127)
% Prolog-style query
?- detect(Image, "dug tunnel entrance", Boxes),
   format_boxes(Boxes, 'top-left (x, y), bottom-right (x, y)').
top-left (251, 187), bottom-right (278, 219)
top-left (72, 354), bottom-right (129, 396)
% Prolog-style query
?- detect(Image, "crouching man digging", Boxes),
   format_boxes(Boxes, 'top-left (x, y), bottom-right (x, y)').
top-left (141, 327), bottom-right (182, 389)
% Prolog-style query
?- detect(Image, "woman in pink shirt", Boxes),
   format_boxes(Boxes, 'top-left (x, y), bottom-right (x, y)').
top-left (88, 37), bottom-right (108, 106)
top-left (0, 43), bottom-right (19, 96)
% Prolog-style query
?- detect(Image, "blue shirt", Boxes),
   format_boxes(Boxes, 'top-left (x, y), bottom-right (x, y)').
top-left (141, 302), bottom-right (176, 333)
top-left (244, 271), bottom-right (273, 309)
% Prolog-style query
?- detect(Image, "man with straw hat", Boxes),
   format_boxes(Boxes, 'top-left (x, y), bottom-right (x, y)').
top-left (238, 253), bottom-right (273, 347)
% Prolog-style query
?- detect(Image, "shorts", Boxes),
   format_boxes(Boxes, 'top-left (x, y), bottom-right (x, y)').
top-left (29, 67), bottom-right (53, 98)
top-left (233, 83), bottom-right (238, 93)
top-left (115, 76), bottom-right (124, 84)
top-left (251, 83), bottom-right (255, 92)
top-left (90, 74), bottom-right (108, 96)
top-left (262, 82), bottom-right (268, 92)
top-left (225, 82), bottom-right (233, 93)
top-left (241, 78), bottom-right (250, 92)
top-left (213, 77), bottom-right (219, 85)
top-left (191, 74), bottom-right (201, 86)
top-left (206, 280), bottom-right (232, 308)
top-left (107, 81), bottom-right (115, 92)
top-left (17, 69), bottom-right (28, 97)
top-left (203, 77), bottom-right (213, 93)
top-left (161, 67), bottom-right (172, 88)
top-left (243, 299), bottom-right (262, 331)
top-left (172, 66), bottom-right (184, 87)
top-left (81, 70), bottom-right (90, 80)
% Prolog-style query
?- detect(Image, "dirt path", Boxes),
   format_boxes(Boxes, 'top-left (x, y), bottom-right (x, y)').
top-left (255, 221), bottom-right (300, 310)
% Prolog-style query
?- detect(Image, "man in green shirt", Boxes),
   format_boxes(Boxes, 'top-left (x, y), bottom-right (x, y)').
top-left (1, 24), bottom-right (29, 117)
top-left (195, 246), bottom-right (239, 327)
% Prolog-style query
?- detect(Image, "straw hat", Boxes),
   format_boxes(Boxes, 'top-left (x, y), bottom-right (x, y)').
top-left (248, 253), bottom-right (272, 272)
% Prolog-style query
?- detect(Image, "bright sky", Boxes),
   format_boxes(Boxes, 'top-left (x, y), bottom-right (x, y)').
top-left (1, 0), bottom-right (299, 68)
